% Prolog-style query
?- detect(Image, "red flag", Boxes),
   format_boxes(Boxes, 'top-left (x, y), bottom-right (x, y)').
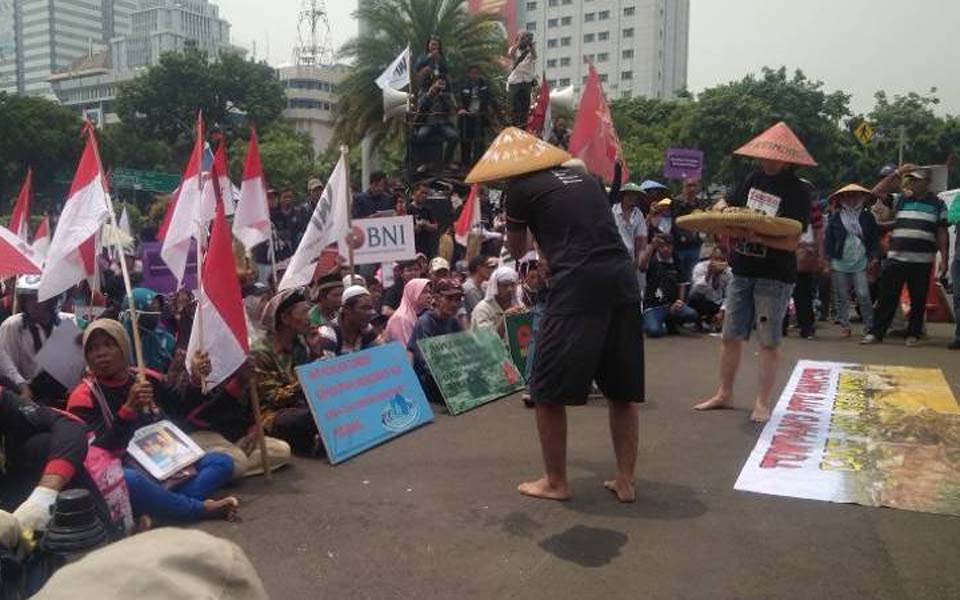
top-left (526, 75), bottom-right (551, 140)
top-left (454, 184), bottom-right (481, 247)
top-left (569, 64), bottom-right (627, 184)
top-left (38, 123), bottom-right (110, 301)
top-left (9, 167), bottom-right (32, 241)
top-left (31, 215), bottom-right (50, 260)
top-left (186, 158), bottom-right (249, 389)
top-left (156, 185), bottom-right (180, 241)
top-left (160, 112), bottom-right (204, 284)
top-left (233, 127), bottom-right (271, 250)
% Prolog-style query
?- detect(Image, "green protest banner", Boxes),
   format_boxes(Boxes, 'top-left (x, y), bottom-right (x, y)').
top-left (418, 328), bottom-right (525, 415)
top-left (505, 312), bottom-right (534, 379)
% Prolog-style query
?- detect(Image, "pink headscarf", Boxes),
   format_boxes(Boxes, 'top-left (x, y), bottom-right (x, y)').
top-left (385, 278), bottom-right (431, 348)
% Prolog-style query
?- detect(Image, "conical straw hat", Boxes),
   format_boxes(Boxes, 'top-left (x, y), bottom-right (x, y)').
top-left (733, 121), bottom-right (817, 167)
top-left (828, 183), bottom-right (873, 202)
top-left (465, 127), bottom-right (572, 184)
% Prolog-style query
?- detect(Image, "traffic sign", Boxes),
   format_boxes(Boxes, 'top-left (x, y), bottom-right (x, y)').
top-left (854, 122), bottom-right (876, 146)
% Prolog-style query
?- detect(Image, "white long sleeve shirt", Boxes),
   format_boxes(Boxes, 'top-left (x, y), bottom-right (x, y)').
top-left (0, 312), bottom-right (75, 388)
top-left (689, 261), bottom-right (733, 308)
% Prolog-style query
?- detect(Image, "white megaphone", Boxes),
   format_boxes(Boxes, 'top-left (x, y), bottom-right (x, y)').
top-left (383, 87), bottom-right (411, 122)
top-left (549, 85), bottom-right (576, 112)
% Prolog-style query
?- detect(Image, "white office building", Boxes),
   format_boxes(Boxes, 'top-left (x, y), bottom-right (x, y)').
top-left (520, 0), bottom-right (689, 99)
top-left (1, 0), bottom-right (136, 96)
top-left (111, 0), bottom-right (236, 71)
top-left (278, 62), bottom-right (348, 156)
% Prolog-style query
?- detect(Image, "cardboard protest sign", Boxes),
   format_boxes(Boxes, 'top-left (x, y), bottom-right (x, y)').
top-left (295, 343), bottom-right (434, 464)
top-left (418, 329), bottom-right (524, 415)
top-left (735, 360), bottom-right (960, 516)
top-left (505, 312), bottom-right (534, 379)
top-left (351, 216), bottom-right (416, 266)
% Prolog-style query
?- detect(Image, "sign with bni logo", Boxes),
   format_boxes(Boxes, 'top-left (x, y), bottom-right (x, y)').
top-left (350, 216), bottom-right (417, 266)
top-left (296, 343), bottom-right (434, 464)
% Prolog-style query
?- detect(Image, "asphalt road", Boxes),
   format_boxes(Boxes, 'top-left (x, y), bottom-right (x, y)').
top-left (202, 323), bottom-right (960, 600)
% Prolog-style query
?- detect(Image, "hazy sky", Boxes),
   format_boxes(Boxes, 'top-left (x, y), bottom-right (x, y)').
top-left (219, 0), bottom-right (960, 115)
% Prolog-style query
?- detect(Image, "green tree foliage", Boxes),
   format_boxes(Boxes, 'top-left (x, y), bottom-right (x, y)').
top-left (0, 93), bottom-right (82, 209)
top-left (229, 124), bottom-right (319, 194)
top-left (612, 67), bottom-right (959, 196)
top-left (334, 0), bottom-right (507, 146)
top-left (116, 49), bottom-right (286, 152)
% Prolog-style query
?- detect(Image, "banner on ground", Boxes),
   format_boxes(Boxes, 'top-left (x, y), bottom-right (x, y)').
top-left (351, 216), bottom-right (416, 266)
top-left (735, 359), bottom-right (960, 516)
top-left (295, 343), bottom-right (434, 465)
top-left (663, 148), bottom-right (704, 180)
top-left (418, 328), bottom-right (524, 415)
top-left (505, 312), bottom-right (534, 379)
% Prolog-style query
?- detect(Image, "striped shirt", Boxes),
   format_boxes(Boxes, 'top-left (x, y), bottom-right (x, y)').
top-left (887, 194), bottom-right (948, 263)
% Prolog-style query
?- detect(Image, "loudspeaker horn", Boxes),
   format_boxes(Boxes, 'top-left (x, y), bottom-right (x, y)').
top-left (549, 85), bottom-right (576, 113)
top-left (383, 87), bottom-right (411, 122)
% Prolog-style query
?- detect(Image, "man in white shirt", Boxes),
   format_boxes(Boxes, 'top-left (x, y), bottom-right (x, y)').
top-left (506, 31), bottom-right (537, 127)
top-left (687, 247), bottom-right (733, 331)
top-left (612, 182), bottom-right (649, 296)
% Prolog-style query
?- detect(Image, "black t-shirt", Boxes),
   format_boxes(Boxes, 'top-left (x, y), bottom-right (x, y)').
top-left (408, 201), bottom-right (439, 257)
top-left (671, 201), bottom-right (702, 250)
top-left (505, 168), bottom-right (640, 315)
top-left (727, 169), bottom-right (811, 284)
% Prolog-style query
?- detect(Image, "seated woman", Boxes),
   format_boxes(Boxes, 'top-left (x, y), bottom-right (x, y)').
top-left (384, 278), bottom-right (432, 349)
top-left (471, 266), bottom-right (523, 337)
top-left (120, 288), bottom-right (176, 373)
top-left (0, 389), bottom-right (87, 533)
top-left (67, 319), bottom-right (237, 522)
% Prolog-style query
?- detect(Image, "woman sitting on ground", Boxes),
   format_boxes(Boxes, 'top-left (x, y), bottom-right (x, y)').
top-left (67, 319), bottom-right (237, 522)
top-left (384, 278), bottom-right (432, 349)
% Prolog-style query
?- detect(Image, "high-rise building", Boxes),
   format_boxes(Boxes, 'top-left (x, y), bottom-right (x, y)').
top-left (277, 63), bottom-right (347, 156)
top-left (111, 0), bottom-right (237, 71)
top-left (517, 0), bottom-right (688, 99)
top-left (0, 0), bottom-right (136, 96)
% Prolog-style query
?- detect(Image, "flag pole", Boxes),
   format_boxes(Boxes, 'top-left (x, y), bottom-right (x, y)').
top-left (247, 373), bottom-right (272, 480)
top-left (341, 145), bottom-right (356, 278)
top-left (84, 122), bottom-right (148, 382)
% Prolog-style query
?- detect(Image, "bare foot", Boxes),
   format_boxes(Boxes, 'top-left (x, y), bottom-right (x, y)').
top-left (517, 477), bottom-right (571, 501)
top-left (603, 479), bottom-right (636, 503)
top-left (693, 394), bottom-right (733, 411)
top-left (749, 403), bottom-right (771, 423)
top-left (203, 496), bottom-right (239, 521)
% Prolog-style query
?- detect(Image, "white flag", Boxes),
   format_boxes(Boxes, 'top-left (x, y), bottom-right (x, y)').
top-left (277, 153), bottom-right (350, 291)
top-left (375, 45), bottom-right (411, 91)
top-left (118, 205), bottom-right (131, 237)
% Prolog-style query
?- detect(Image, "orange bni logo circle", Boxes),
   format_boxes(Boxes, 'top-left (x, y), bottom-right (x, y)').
top-left (345, 225), bottom-right (365, 249)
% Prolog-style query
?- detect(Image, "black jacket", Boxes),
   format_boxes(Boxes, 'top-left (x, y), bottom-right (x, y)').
top-left (458, 77), bottom-right (498, 115)
top-left (824, 209), bottom-right (880, 262)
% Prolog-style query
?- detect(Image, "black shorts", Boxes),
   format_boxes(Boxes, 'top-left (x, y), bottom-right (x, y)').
top-left (529, 303), bottom-right (645, 405)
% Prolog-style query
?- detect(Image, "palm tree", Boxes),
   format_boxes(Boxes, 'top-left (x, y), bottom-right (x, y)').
top-left (334, 0), bottom-right (507, 147)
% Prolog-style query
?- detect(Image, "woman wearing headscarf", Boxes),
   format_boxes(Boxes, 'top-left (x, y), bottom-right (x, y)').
top-left (384, 279), bottom-right (432, 349)
top-left (825, 184), bottom-right (880, 337)
top-left (67, 319), bottom-right (238, 522)
top-left (471, 266), bottom-right (524, 337)
top-left (121, 288), bottom-right (176, 373)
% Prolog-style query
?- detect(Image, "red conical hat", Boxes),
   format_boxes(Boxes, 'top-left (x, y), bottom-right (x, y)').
top-left (733, 121), bottom-right (817, 167)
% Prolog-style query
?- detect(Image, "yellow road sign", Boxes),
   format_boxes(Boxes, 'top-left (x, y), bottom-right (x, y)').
top-left (854, 122), bottom-right (876, 146)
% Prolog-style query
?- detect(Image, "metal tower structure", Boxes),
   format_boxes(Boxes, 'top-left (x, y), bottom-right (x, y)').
top-left (293, 0), bottom-right (333, 66)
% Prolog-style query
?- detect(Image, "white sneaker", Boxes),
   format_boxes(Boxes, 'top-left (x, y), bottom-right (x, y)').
top-left (905, 336), bottom-right (920, 347)
top-left (860, 334), bottom-right (879, 345)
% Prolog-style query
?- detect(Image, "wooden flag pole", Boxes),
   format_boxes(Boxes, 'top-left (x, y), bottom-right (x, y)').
top-left (341, 145), bottom-right (356, 278)
top-left (247, 374), bottom-right (271, 480)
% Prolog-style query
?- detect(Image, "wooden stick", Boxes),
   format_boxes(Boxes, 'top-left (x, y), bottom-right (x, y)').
top-left (247, 374), bottom-right (271, 481)
top-left (105, 192), bottom-right (147, 383)
top-left (341, 145), bottom-right (355, 278)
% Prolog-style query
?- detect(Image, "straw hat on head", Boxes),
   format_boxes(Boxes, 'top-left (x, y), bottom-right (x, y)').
top-left (733, 121), bottom-right (818, 167)
top-left (465, 127), bottom-right (572, 184)
top-left (828, 183), bottom-right (874, 203)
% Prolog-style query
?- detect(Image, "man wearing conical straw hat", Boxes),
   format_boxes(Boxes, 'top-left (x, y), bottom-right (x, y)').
top-left (693, 122), bottom-right (814, 423)
top-left (466, 127), bottom-right (644, 503)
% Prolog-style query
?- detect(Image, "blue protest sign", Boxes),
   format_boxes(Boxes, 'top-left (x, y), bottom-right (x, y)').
top-left (295, 343), bottom-right (434, 465)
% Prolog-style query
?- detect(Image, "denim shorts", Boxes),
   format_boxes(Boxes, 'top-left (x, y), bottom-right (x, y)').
top-left (721, 276), bottom-right (794, 348)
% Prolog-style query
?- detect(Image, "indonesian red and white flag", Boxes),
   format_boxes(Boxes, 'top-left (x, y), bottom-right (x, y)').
top-left (186, 179), bottom-right (249, 389)
top-left (197, 140), bottom-right (235, 225)
top-left (278, 152), bottom-right (350, 291)
top-left (569, 64), bottom-right (628, 184)
top-left (160, 113), bottom-right (204, 284)
top-left (31, 216), bottom-right (50, 260)
top-left (526, 75), bottom-right (552, 141)
top-left (9, 167), bottom-right (32, 241)
top-left (454, 184), bottom-right (481, 246)
top-left (38, 124), bottom-right (110, 301)
top-left (233, 128), bottom-right (271, 250)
